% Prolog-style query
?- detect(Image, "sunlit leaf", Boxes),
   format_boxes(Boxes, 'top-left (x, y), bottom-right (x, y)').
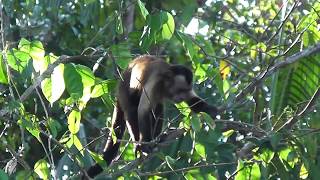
top-left (0, 55), bottom-right (8, 84)
top-left (195, 143), bottom-right (206, 158)
top-left (161, 11), bottom-right (175, 40)
top-left (235, 160), bottom-right (261, 180)
top-left (137, 0), bottom-right (149, 20)
top-left (71, 134), bottom-right (84, 155)
top-left (76, 64), bottom-right (95, 88)
top-left (194, 63), bottom-right (209, 83)
top-left (223, 79), bottom-right (230, 98)
top-left (30, 41), bottom-right (46, 73)
top-left (18, 38), bottom-right (31, 53)
top-left (68, 110), bottom-right (81, 134)
top-left (254, 148), bottom-right (274, 164)
top-left (88, 150), bottom-right (108, 168)
top-left (219, 60), bottom-right (230, 80)
top-left (34, 159), bottom-right (49, 180)
top-left (41, 54), bottom-right (65, 104)
top-left (91, 80), bottom-right (112, 98)
top-left (6, 49), bottom-right (30, 73)
top-left (300, 163), bottom-right (308, 179)
top-left (176, 102), bottom-right (191, 116)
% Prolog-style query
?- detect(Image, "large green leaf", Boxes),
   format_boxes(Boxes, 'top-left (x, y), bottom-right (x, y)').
top-left (64, 64), bottom-right (94, 99)
top-left (235, 160), bottom-right (261, 180)
top-left (161, 11), bottom-right (175, 40)
top-left (273, 54), bottom-right (320, 117)
top-left (68, 110), bottom-right (81, 134)
top-left (139, 11), bottom-right (175, 49)
top-left (64, 64), bottom-right (83, 99)
top-left (34, 159), bottom-right (49, 180)
top-left (6, 49), bottom-right (30, 73)
top-left (41, 54), bottom-right (65, 104)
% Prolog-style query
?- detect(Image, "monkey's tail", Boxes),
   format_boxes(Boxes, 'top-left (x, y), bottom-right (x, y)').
top-left (87, 101), bottom-right (125, 178)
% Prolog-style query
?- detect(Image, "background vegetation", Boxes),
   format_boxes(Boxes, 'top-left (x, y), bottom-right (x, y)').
top-left (0, 0), bottom-right (320, 179)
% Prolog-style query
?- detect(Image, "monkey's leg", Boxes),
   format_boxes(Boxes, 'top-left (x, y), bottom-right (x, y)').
top-left (87, 102), bottom-right (125, 177)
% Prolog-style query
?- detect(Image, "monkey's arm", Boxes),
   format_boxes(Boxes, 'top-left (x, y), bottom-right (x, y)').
top-left (186, 93), bottom-right (218, 119)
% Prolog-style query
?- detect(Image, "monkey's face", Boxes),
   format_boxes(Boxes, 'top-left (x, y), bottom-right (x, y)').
top-left (167, 75), bottom-right (192, 103)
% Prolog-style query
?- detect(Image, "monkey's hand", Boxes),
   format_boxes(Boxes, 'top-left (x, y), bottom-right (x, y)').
top-left (206, 105), bottom-right (218, 119)
top-left (136, 144), bottom-right (153, 157)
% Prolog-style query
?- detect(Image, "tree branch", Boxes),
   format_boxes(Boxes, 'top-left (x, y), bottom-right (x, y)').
top-left (236, 43), bottom-right (320, 102)
top-left (277, 86), bottom-right (320, 131)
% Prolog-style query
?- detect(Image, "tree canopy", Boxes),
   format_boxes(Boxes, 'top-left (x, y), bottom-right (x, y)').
top-left (0, 0), bottom-right (320, 179)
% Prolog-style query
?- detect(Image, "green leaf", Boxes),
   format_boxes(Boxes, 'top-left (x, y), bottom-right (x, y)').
top-left (194, 63), bottom-right (209, 83)
top-left (30, 41), bottom-right (46, 73)
top-left (175, 102), bottom-right (191, 116)
top-left (223, 79), bottom-right (230, 99)
top-left (0, 55), bottom-right (8, 84)
top-left (46, 118), bottom-right (61, 138)
top-left (165, 156), bottom-right (177, 171)
top-left (6, 49), bottom-right (31, 73)
top-left (41, 54), bottom-right (65, 104)
top-left (91, 80), bottom-right (111, 98)
top-left (161, 11), bottom-right (175, 40)
top-left (195, 143), bottom-right (206, 158)
top-left (235, 160), bottom-right (261, 180)
top-left (89, 150), bottom-right (108, 168)
top-left (110, 43), bottom-right (131, 69)
top-left (75, 64), bottom-right (95, 88)
top-left (191, 114), bottom-right (201, 132)
top-left (18, 115), bottom-right (41, 142)
top-left (64, 64), bottom-right (83, 99)
top-left (71, 134), bottom-right (84, 155)
top-left (255, 148), bottom-right (275, 164)
top-left (68, 110), bottom-right (81, 134)
top-left (34, 159), bottom-right (49, 180)
top-left (202, 112), bottom-right (216, 129)
top-left (175, 31), bottom-right (196, 60)
top-left (18, 38), bottom-right (31, 53)
top-left (137, 0), bottom-right (149, 20)
top-left (18, 39), bottom-right (46, 73)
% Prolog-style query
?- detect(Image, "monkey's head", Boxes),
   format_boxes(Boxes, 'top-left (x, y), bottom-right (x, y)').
top-left (165, 65), bottom-right (194, 103)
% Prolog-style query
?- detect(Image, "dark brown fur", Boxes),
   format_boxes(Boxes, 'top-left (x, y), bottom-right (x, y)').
top-left (87, 55), bottom-right (217, 177)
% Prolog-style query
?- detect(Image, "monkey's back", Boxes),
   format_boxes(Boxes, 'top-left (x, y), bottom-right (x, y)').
top-left (117, 55), bottom-right (170, 112)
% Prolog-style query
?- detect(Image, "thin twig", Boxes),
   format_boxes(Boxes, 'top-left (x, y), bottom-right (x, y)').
top-left (277, 86), bottom-right (320, 131)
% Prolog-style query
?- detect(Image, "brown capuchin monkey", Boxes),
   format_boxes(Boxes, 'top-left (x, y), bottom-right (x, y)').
top-left (87, 55), bottom-right (218, 178)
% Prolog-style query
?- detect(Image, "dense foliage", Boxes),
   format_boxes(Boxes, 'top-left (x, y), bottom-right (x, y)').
top-left (0, 0), bottom-right (320, 179)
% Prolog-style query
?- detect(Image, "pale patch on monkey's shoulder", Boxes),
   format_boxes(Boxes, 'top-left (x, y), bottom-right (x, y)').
top-left (130, 65), bottom-right (144, 89)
